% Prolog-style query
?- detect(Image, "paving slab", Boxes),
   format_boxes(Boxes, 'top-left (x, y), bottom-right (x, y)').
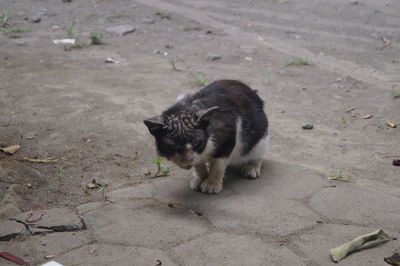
top-left (113, 160), bottom-right (325, 235)
top-left (172, 231), bottom-right (306, 266)
top-left (12, 208), bottom-right (84, 232)
top-left (0, 220), bottom-right (26, 241)
top-left (310, 186), bottom-right (400, 230)
top-left (0, 231), bottom-right (89, 266)
top-left (0, 203), bottom-right (21, 221)
top-left (292, 224), bottom-right (398, 265)
top-left (56, 244), bottom-right (177, 266)
top-left (83, 202), bottom-right (212, 249)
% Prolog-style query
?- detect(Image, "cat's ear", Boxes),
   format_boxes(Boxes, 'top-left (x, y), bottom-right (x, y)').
top-left (195, 106), bottom-right (219, 126)
top-left (143, 116), bottom-right (166, 136)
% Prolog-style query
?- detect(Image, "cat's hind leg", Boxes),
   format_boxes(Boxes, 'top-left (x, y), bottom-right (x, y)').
top-left (240, 135), bottom-right (268, 179)
top-left (200, 158), bottom-right (228, 194)
top-left (190, 162), bottom-right (208, 191)
top-left (241, 159), bottom-right (263, 179)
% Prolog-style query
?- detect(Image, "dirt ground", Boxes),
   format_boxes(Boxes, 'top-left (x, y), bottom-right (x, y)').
top-left (0, 0), bottom-right (399, 265)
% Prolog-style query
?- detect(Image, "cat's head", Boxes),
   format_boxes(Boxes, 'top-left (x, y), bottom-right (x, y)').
top-left (144, 106), bottom-right (218, 169)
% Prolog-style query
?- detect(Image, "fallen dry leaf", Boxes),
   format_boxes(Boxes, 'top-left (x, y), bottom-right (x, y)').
top-left (23, 157), bottom-right (59, 163)
top-left (381, 36), bottom-right (391, 47)
top-left (357, 114), bottom-right (373, 119)
top-left (45, 255), bottom-right (55, 259)
top-left (387, 122), bottom-right (397, 128)
top-left (330, 229), bottom-right (391, 262)
top-left (384, 252), bottom-right (400, 266)
top-left (86, 179), bottom-right (101, 189)
top-left (1, 145), bottom-right (21, 155)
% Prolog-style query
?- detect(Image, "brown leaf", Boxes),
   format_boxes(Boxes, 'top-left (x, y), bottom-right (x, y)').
top-left (23, 157), bottom-right (59, 163)
top-left (357, 114), bottom-right (373, 119)
top-left (86, 179), bottom-right (101, 189)
top-left (381, 36), bottom-right (391, 47)
top-left (1, 145), bottom-right (21, 155)
top-left (387, 122), bottom-right (397, 128)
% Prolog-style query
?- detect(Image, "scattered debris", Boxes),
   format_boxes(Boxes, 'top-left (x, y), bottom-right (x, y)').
top-left (168, 203), bottom-right (174, 208)
top-left (302, 123), bottom-right (314, 130)
top-left (0, 144), bottom-right (20, 155)
top-left (384, 252), bottom-right (400, 266)
top-left (165, 44), bottom-right (173, 49)
top-left (106, 25), bottom-right (136, 36)
top-left (89, 248), bottom-right (96, 254)
top-left (45, 255), bottom-right (56, 259)
top-left (207, 54), bottom-right (222, 61)
top-left (346, 107), bottom-right (356, 113)
top-left (41, 261), bottom-right (64, 266)
top-left (153, 49), bottom-right (161, 55)
top-left (53, 38), bottom-right (76, 45)
top-left (393, 159), bottom-right (400, 166)
top-left (155, 259), bottom-right (162, 266)
top-left (328, 171), bottom-right (351, 182)
top-left (0, 251), bottom-right (30, 265)
top-left (23, 157), bottom-right (59, 163)
top-left (387, 122), bottom-right (397, 128)
top-left (355, 113), bottom-right (373, 119)
top-left (381, 36), bottom-right (391, 48)
top-left (25, 206), bottom-right (46, 223)
top-left (330, 229), bottom-right (391, 262)
top-left (245, 56), bottom-right (252, 61)
top-left (86, 179), bottom-right (102, 189)
top-left (104, 57), bottom-right (118, 63)
top-left (155, 10), bottom-right (170, 20)
top-left (142, 17), bottom-right (154, 24)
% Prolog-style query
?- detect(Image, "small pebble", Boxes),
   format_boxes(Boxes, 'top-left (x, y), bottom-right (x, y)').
top-left (206, 30), bottom-right (213, 34)
top-left (153, 49), bottom-right (161, 55)
top-left (141, 17), bottom-right (155, 24)
top-left (165, 44), bottom-right (173, 49)
top-left (207, 54), bottom-right (221, 61)
top-left (30, 16), bottom-right (41, 23)
top-left (104, 57), bottom-right (117, 63)
top-left (393, 159), bottom-right (400, 166)
top-left (302, 123), bottom-right (314, 130)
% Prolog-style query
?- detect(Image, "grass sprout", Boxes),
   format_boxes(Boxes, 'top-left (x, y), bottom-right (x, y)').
top-left (328, 171), bottom-right (351, 182)
top-left (286, 57), bottom-right (312, 66)
top-left (89, 32), bottom-right (103, 45)
top-left (153, 157), bottom-right (169, 177)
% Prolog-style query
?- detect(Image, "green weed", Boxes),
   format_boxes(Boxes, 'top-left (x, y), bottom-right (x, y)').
top-left (285, 57), bottom-right (312, 66)
top-left (89, 32), bottom-right (103, 45)
top-left (155, 10), bottom-right (171, 20)
top-left (192, 73), bottom-right (207, 87)
top-left (392, 91), bottom-right (400, 99)
top-left (328, 171), bottom-right (351, 182)
top-left (152, 157), bottom-right (169, 177)
top-left (180, 24), bottom-right (201, 31)
top-left (0, 9), bottom-right (11, 27)
top-left (66, 22), bottom-right (75, 38)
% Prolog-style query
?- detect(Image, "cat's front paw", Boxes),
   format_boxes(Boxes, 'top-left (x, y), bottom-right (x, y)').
top-left (200, 179), bottom-right (222, 194)
top-left (241, 165), bottom-right (260, 179)
top-left (190, 174), bottom-right (204, 191)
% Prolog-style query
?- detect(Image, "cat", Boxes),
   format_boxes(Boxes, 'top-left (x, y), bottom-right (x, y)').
top-left (143, 80), bottom-right (269, 194)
